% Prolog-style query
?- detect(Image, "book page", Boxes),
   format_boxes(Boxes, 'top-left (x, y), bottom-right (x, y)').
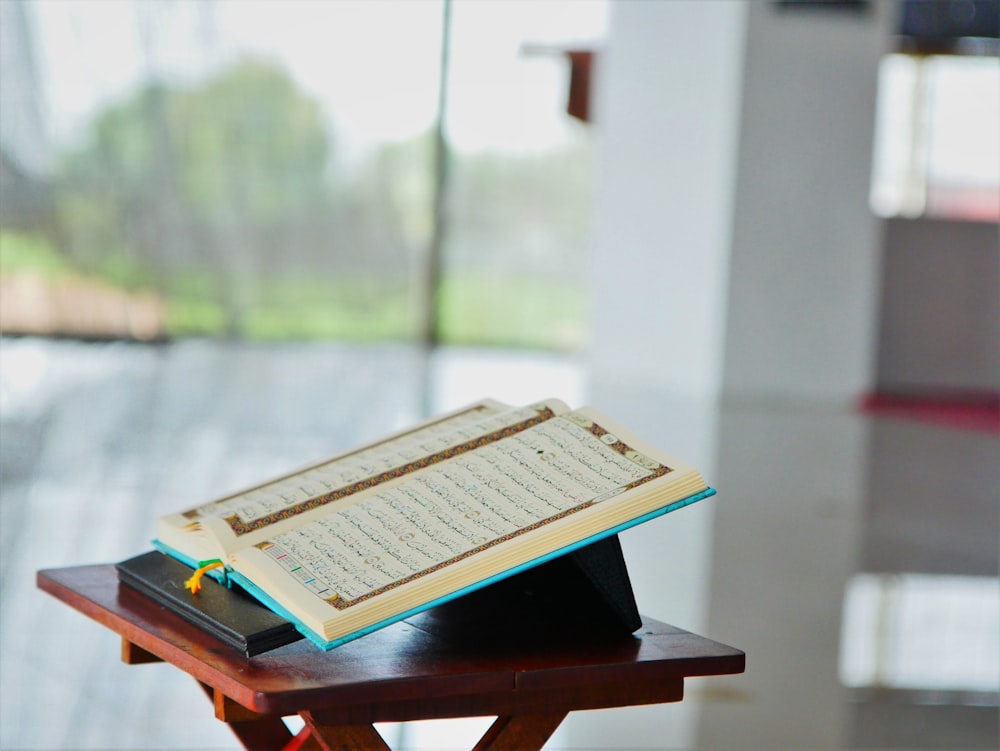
top-left (233, 410), bottom-right (678, 629)
top-left (157, 399), bottom-right (568, 558)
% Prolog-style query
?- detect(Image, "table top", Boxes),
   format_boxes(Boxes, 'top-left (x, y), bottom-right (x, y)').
top-left (38, 564), bottom-right (744, 720)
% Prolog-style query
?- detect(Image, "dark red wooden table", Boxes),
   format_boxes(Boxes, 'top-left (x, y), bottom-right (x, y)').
top-left (38, 564), bottom-right (744, 751)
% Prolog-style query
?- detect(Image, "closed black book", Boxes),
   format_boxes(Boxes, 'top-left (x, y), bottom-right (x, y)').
top-left (116, 551), bottom-right (303, 657)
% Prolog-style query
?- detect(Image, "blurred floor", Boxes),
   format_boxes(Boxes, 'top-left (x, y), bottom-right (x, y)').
top-left (0, 337), bottom-right (996, 750)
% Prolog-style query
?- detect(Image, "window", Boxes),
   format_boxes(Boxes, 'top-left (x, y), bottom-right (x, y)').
top-left (0, 0), bottom-right (606, 350)
top-left (870, 53), bottom-right (1000, 221)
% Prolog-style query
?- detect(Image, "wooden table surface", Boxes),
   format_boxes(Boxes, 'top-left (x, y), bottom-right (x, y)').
top-left (38, 564), bottom-right (744, 750)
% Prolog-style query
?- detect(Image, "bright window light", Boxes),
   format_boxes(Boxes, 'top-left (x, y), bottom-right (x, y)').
top-left (870, 53), bottom-right (1000, 221)
top-left (840, 572), bottom-right (1000, 695)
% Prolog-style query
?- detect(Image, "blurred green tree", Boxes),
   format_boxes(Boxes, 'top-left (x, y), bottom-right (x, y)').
top-left (56, 59), bottom-right (335, 334)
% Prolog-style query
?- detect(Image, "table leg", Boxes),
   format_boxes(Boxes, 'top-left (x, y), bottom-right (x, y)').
top-left (281, 726), bottom-right (327, 751)
top-left (225, 717), bottom-right (301, 751)
top-left (121, 638), bottom-right (162, 664)
top-left (200, 677), bottom-right (566, 751)
top-left (202, 682), bottom-right (297, 751)
top-left (472, 713), bottom-right (567, 751)
top-left (300, 712), bottom-right (392, 751)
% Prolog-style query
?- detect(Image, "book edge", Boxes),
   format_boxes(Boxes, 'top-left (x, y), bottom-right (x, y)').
top-left (159, 486), bottom-right (715, 651)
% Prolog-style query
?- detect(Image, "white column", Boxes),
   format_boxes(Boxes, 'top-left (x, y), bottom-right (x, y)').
top-left (721, 2), bottom-right (890, 406)
top-left (587, 0), bottom-right (746, 410)
top-left (577, 1), bottom-right (891, 749)
top-left (571, 4), bottom-right (748, 749)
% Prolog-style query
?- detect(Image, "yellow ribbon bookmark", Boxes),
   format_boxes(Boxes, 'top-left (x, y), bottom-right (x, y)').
top-left (184, 559), bottom-right (225, 595)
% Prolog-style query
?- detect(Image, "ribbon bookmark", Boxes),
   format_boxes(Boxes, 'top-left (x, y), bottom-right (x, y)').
top-left (184, 559), bottom-right (226, 595)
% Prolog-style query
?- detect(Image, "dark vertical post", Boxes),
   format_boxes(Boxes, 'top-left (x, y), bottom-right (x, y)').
top-left (419, 0), bottom-right (453, 417)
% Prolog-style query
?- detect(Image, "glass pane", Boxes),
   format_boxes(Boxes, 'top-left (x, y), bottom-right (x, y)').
top-left (923, 55), bottom-right (1000, 220)
top-left (1, 0), bottom-right (444, 341)
top-left (870, 53), bottom-right (999, 221)
top-left (840, 573), bottom-right (1000, 693)
top-left (437, 0), bottom-right (608, 351)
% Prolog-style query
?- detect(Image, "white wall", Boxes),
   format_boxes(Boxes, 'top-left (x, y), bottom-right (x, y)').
top-left (587, 0), bottom-right (746, 406)
top-left (876, 217), bottom-right (1000, 393)
top-left (721, 1), bottom-right (890, 406)
top-left (588, 1), bottom-right (891, 409)
top-left (576, 3), bottom-right (748, 749)
top-left (579, 1), bottom-right (892, 748)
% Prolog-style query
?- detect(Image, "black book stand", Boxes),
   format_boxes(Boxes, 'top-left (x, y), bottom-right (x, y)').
top-left (409, 533), bottom-right (642, 646)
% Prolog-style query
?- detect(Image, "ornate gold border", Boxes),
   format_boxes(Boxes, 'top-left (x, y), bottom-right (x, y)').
top-left (258, 419), bottom-right (671, 610)
top-left (225, 407), bottom-right (557, 536)
top-left (182, 404), bottom-right (497, 521)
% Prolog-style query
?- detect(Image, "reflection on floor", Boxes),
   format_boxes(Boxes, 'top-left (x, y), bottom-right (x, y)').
top-left (695, 402), bottom-right (998, 750)
top-left (1, 338), bottom-right (995, 750)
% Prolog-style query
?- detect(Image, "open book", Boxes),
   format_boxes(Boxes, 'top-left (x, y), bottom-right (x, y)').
top-left (155, 399), bottom-right (714, 650)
